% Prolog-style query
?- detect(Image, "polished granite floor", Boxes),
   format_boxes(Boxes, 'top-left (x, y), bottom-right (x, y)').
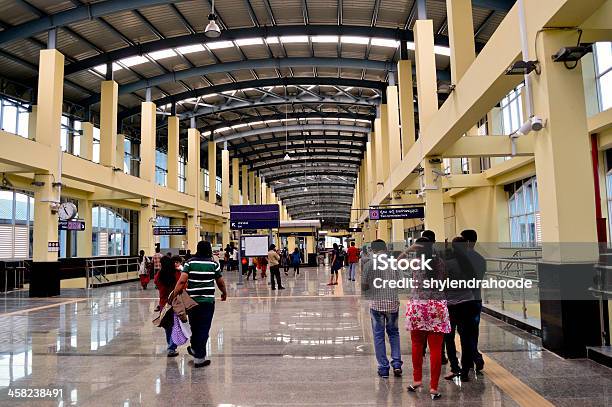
top-left (0, 266), bottom-right (610, 406)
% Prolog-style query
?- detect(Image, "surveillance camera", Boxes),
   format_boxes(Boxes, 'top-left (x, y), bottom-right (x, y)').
top-left (516, 115), bottom-right (545, 136)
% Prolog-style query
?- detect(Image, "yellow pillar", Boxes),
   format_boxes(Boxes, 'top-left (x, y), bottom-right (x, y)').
top-left (80, 122), bottom-right (93, 161)
top-left (380, 104), bottom-right (390, 180)
top-left (255, 177), bottom-right (262, 204)
top-left (167, 116), bottom-right (180, 191)
top-left (414, 19), bottom-right (438, 129)
top-left (532, 30), bottom-right (598, 260)
top-left (208, 142), bottom-right (217, 205)
top-left (365, 140), bottom-right (374, 203)
top-left (170, 218), bottom-right (185, 249)
top-left (28, 105), bottom-right (37, 140)
top-left (241, 165), bottom-right (249, 204)
top-left (115, 133), bottom-right (124, 171)
top-left (397, 60), bottom-right (416, 157)
top-left (77, 199), bottom-right (92, 257)
top-left (261, 182), bottom-right (268, 204)
top-left (249, 171), bottom-right (256, 204)
top-left (445, 0), bottom-right (475, 84)
top-left (99, 80), bottom-right (118, 168)
top-left (139, 199), bottom-right (155, 255)
top-left (221, 148), bottom-right (230, 209)
top-left (187, 128), bottom-right (201, 250)
top-left (140, 102), bottom-right (156, 182)
top-left (391, 196), bottom-right (404, 245)
top-left (386, 87), bottom-right (402, 172)
top-left (221, 149), bottom-right (231, 249)
top-left (423, 158), bottom-right (445, 241)
top-left (373, 121), bottom-right (384, 192)
top-left (232, 157), bottom-right (240, 205)
top-left (32, 49), bottom-right (63, 262)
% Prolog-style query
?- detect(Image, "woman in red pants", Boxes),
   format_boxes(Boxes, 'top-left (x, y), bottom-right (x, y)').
top-left (405, 238), bottom-right (450, 400)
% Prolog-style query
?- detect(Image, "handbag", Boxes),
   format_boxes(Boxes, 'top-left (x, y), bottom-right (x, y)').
top-left (170, 314), bottom-right (189, 346)
top-left (152, 303), bottom-right (173, 328)
top-left (170, 290), bottom-right (199, 322)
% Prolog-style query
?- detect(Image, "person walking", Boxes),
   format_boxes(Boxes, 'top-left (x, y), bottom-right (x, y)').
top-left (281, 246), bottom-right (290, 276)
top-left (361, 239), bottom-right (403, 378)
top-left (327, 243), bottom-right (342, 285)
top-left (155, 255), bottom-right (182, 357)
top-left (460, 229), bottom-right (487, 373)
top-left (268, 244), bottom-right (284, 290)
top-left (152, 247), bottom-right (163, 280)
top-left (346, 241), bottom-right (360, 281)
top-left (173, 241), bottom-right (227, 368)
top-left (138, 250), bottom-right (151, 289)
top-left (443, 237), bottom-right (477, 382)
top-left (291, 247), bottom-right (301, 276)
top-left (406, 238), bottom-right (451, 400)
top-left (246, 257), bottom-right (257, 280)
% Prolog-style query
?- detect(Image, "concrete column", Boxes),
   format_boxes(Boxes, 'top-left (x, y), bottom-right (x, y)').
top-left (445, 0), bottom-right (475, 84)
top-left (167, 116), bottom-right (179, 191)
top-left (255, 177), bottom-right (261, 204)
top-left (423, 158), bottom-right (445, 241)
top-left (221, 148), bottom-right (230, 209)
top-left (232, 157), bottom-right (240, 205)
top-left (208, 142), bottom-right (217, 204)
top-left (76, 199), bottom-right (92, 257)
top-left (397, 60), bottom-right (416, 156)
top-left (241, 165), bottom-right (249, 204)
top-left (261, 182), bottom-right (268, 204)
top-left (377, 220), bottom-right (390, 242)
top-left (365, 140), bottom-right (373, 203)
top-left (140, 102), bottom-right (157, 182)
top-left (138, 199), bottom-right (155, 255)
top-left (115, 133), bottom-right (124, 170)
top-left (99, 80), bottom-right (118, 167)
top-left (170, 218), bottom-right (184, 249)
top-left (391, 196), bottom-right (405, 245)
top-left (386, 87), bottom-right (402, 172)
top-left (373, 121), bottom-right (384, 192)
top-left (532, 30), bottom-right (598, 258)
top-left (80, 122), bottom-right (93, 160)
top-left (380, 104), bottom-right (391, 180)
top-left (28, 105), bottom-right (37, 140)
top-left (414, 19), bottom-right (438, 130)
top-left (249, 171), bottom-right (256, 204)
top-left (32, 49), bottom-right (63, 262)
top-left (187, 128), bottom-right (201, 250)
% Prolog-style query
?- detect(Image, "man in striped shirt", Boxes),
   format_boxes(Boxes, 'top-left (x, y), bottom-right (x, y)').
top-left (174, 241), bottom-right (227, 368)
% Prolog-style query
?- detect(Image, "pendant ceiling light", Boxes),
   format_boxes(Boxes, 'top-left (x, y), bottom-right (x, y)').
top-left (205, 0), bottom-right (221, 38)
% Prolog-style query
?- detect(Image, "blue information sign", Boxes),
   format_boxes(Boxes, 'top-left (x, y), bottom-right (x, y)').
top-left (230, 204), bottom-right (280, 230)
top-left (153, 226), bottom-right (187, 236)
top-left (369, 206), bottom-right (425, 220)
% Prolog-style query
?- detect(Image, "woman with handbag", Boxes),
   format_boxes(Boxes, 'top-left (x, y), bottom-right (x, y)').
top-left (138, 250), bottom-right (150, 289)
top-left (155, 256), bottom-right (182, 357)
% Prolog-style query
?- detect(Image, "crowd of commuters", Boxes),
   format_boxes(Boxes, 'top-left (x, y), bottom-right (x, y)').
top-left (362, 229), bottom-right (486, 400)
top-left (143, 230), bottom-right (484, 394)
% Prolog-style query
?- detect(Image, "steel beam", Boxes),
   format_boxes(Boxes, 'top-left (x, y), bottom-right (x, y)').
top-left (250, 156), bottom-right (361, 171)
top-left (274, 182), bottom-right (355, 192)
top-left (215, 124), bottom-right (370, 143)
top-left (230, 133), bottom-right (367, 150)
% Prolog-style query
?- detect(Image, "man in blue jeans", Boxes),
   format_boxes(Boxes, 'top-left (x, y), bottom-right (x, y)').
top-left (361, 239), bottom-right (402, 378)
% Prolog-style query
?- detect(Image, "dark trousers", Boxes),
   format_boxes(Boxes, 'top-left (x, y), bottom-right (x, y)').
top-left (270, 265), bottom-right (282, 289)
top-left (188, 302), bottom-right (215, 362)
top-left (444, 301), bottom-right (478, 375)
top-left (473, 300), bottom-right (483, 365)
top-left (246, 265), bottom-right (257, 280)
top-left (293, 264), bottom-right (300, 275)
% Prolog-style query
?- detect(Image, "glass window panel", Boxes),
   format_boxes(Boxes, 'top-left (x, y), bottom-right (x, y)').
top-left (99, 208), bottom-right (107, 228)
top-left (595, 42), bottom-right (612, 74)
top-left (0, 191), bottom-right (13, 221)
top-left (599, 70), bottom-right (612, 111)
top-left (17, 109), bottom-right (28, 138)
top-left (14, 193), bottom-right (28, 221)
top-left (2, 104), bottom-right (17, 134)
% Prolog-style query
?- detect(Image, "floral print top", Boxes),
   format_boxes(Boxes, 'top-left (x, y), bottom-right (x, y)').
top-left (405, 300), bottom-right (451, 334)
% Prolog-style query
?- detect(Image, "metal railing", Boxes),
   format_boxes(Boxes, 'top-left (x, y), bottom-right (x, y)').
top-left (86, 256), bottom-right (140, 288)
top-left (483, 251), bottom-right (541, 321)
top-left (1, 260), bottom-right (27, 293)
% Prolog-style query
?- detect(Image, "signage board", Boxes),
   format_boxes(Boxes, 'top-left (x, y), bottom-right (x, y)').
top-left (153, 226), bottom-right (187, 236)
top-left (369, 206), bottom-right (425, 220)
top-left (347, 227), bottom-right (362, 232)
top-left (230, 204), bottom-right (280, 230)
top-left (279, 231), bottom-right (313, 237)
top-left (58, 220), bottom-right (86, 231)
top-left (48, 242), bottom-right (60, 252)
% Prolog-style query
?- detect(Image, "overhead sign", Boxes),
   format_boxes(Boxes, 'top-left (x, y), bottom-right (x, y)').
top-left (153, 226), bottom-right (187, 236)
top-left (230, 204), bottom-right (280, 230)
top-left (347, 227), bottom-right (363, 232)
top-left (369, 206), bottom-right (425, 220)
top-left (48, 242), bottom-right (59, 252)
top-left (279, 231), bottom-right (313, 237)
top-left (59, 220), bottom-right (86, 231)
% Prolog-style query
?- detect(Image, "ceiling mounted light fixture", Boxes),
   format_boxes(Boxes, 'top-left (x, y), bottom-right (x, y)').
top-left (205, 0), bottom-right (221, 38)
